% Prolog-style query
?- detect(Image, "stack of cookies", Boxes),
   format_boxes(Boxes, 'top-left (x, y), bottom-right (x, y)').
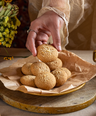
top-left (20, 44), bottom-right (71, 90)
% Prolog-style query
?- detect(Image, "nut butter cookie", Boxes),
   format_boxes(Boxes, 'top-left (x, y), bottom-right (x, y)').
top-left (35, 72), bottom-right (56, 90)
top-left (46, 58), bottom-right (63, 71)
top-left (31, 62), bottom-right (50, 76)
top-left (37, 44), bottom-right (58, 62)
top-left (20, 75), bottom-right (36, 87)
top-left (21, 63), bottom-right (32, 75)
top-left (52, 68), bottom-right (68, 87)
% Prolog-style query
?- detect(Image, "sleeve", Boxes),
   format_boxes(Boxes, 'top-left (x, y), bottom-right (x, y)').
top-left (37, 0), bottom-right (70, 49)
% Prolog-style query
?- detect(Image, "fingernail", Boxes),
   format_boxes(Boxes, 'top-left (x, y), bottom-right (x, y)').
top-left (58, 45), bottom-right (61, 51)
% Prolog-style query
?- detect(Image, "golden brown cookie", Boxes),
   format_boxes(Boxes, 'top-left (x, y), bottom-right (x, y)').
top-left (61, 67), bottom-right (71, 79)
top-left (21, 63), bottom-right (32, 75)
top-left (20, 75), bottom-right (36, 87)
top-left (35, 72), bottom-right (56, 90)
top-left (37, 44), bottom-right (58, 63)
top-left (46, 58), bottom-right (63, 71)
top-left (31, 62), bottom-right (50, 76)
top-left (52, 68), bottom-right (67, 87)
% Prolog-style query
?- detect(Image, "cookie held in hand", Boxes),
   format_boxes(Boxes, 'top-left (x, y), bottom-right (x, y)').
top-left (37, 44), bottom-right (58, 63)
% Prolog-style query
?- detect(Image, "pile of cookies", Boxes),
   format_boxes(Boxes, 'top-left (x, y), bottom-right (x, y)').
top-left (20, 44), bottom-right (71, 90)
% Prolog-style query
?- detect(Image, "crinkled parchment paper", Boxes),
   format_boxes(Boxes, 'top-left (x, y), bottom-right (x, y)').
top-left (0, 50), bottom-right (96, 95)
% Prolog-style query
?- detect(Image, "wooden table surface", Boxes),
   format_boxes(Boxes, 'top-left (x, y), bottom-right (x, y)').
top-left (0, 48), bottom-right (96, 116)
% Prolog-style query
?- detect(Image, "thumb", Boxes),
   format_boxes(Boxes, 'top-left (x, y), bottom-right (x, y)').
top-left (51, 28), bottom-right (61, 51)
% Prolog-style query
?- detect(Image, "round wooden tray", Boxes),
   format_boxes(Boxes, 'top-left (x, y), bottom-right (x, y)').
top-left (0, 78), bottom-right (96, 114)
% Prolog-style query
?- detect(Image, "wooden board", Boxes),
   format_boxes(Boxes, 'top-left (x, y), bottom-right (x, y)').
top-left (0, 52), bottom-right (96, 114)
top-left (0, 77), bottom-right (96, 114)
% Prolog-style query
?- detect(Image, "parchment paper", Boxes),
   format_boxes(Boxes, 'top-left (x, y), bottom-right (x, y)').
top-left (0, 50), bottom-right (96, 95)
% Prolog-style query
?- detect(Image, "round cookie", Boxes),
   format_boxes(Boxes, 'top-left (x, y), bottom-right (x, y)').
top-left (52, 68), bottom-right (68, 87)
top-left (21, 63), bottom-right (32, 75)
top-left (61, 67), bottom-right (71, 79)
top-left (46, 58), bottom-right (63, 71)
top-left (20, 75), bottom-right (36, 87)
top-left (31, 62), bottom-right (50, 76)
top-left (37, 44), bottom-right (58, 63)
top-left (35, 72), bottom-right (56, 90)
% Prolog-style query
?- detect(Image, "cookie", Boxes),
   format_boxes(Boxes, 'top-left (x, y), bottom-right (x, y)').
top-left (20, 75), bottom-right (36, 87)
top-left (46, 58), bottom-right (63, 71)
top-left (52, 68), bottom-right (67, 87)
top-left (21, 63), bottom-right (32, 75)
top-left (31, 62), bottom-right (50, 76)
top-left (37, 44), bottom-right (58, 62)
top-left (35, 72), bottom-right (56, 90)
top-left (61, 67), bottom-right (71, 79)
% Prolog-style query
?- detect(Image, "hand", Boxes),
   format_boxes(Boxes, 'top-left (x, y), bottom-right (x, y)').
top-left (26, 11), bottom-right (64, 56)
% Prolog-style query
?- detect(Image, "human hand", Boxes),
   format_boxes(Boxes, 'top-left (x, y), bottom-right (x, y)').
top-left (26, 11), bottom-right (64, 56)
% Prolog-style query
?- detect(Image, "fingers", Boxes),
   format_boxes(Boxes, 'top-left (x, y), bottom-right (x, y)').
top-left (26, 28), bottom-right (49, 56)
top-left (51, 18), bottom-right (64, 51)
top-left (50, 27), bottom-right (61, 51)
top-left (36, 31), bottom-right (49, 42)
top-left (26, 31), bottom-right (37, 56)
top-left (46, 13), bottom-right (63, 51)
top-left (26, 20), bottom-right (39, 56)
top-left (36, 41), bottom-right (42, 47)
top-left (35, 31), bottom-right (49, 47)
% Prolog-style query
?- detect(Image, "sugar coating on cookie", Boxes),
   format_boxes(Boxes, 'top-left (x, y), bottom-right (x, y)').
top-left (35, 72), bottom-right (56, 90)
top-left (52, 68), bottom-right (68, 87)
top-left (21, 63), bottom-right (32, 75)
top-left (46, 58), bottom-right (63, 71)
top-left (31, 62), bottom-right (50, 76)
top-left (61, 67), bottom-right (71, 79)
top-left (37, 44), bottom-right (58, 63)
top-left (20, 75), bottom-right (36, 87)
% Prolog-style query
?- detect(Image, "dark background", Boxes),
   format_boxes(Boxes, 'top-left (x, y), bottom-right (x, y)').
top-left (11, 0), bottom-right (30, 48)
